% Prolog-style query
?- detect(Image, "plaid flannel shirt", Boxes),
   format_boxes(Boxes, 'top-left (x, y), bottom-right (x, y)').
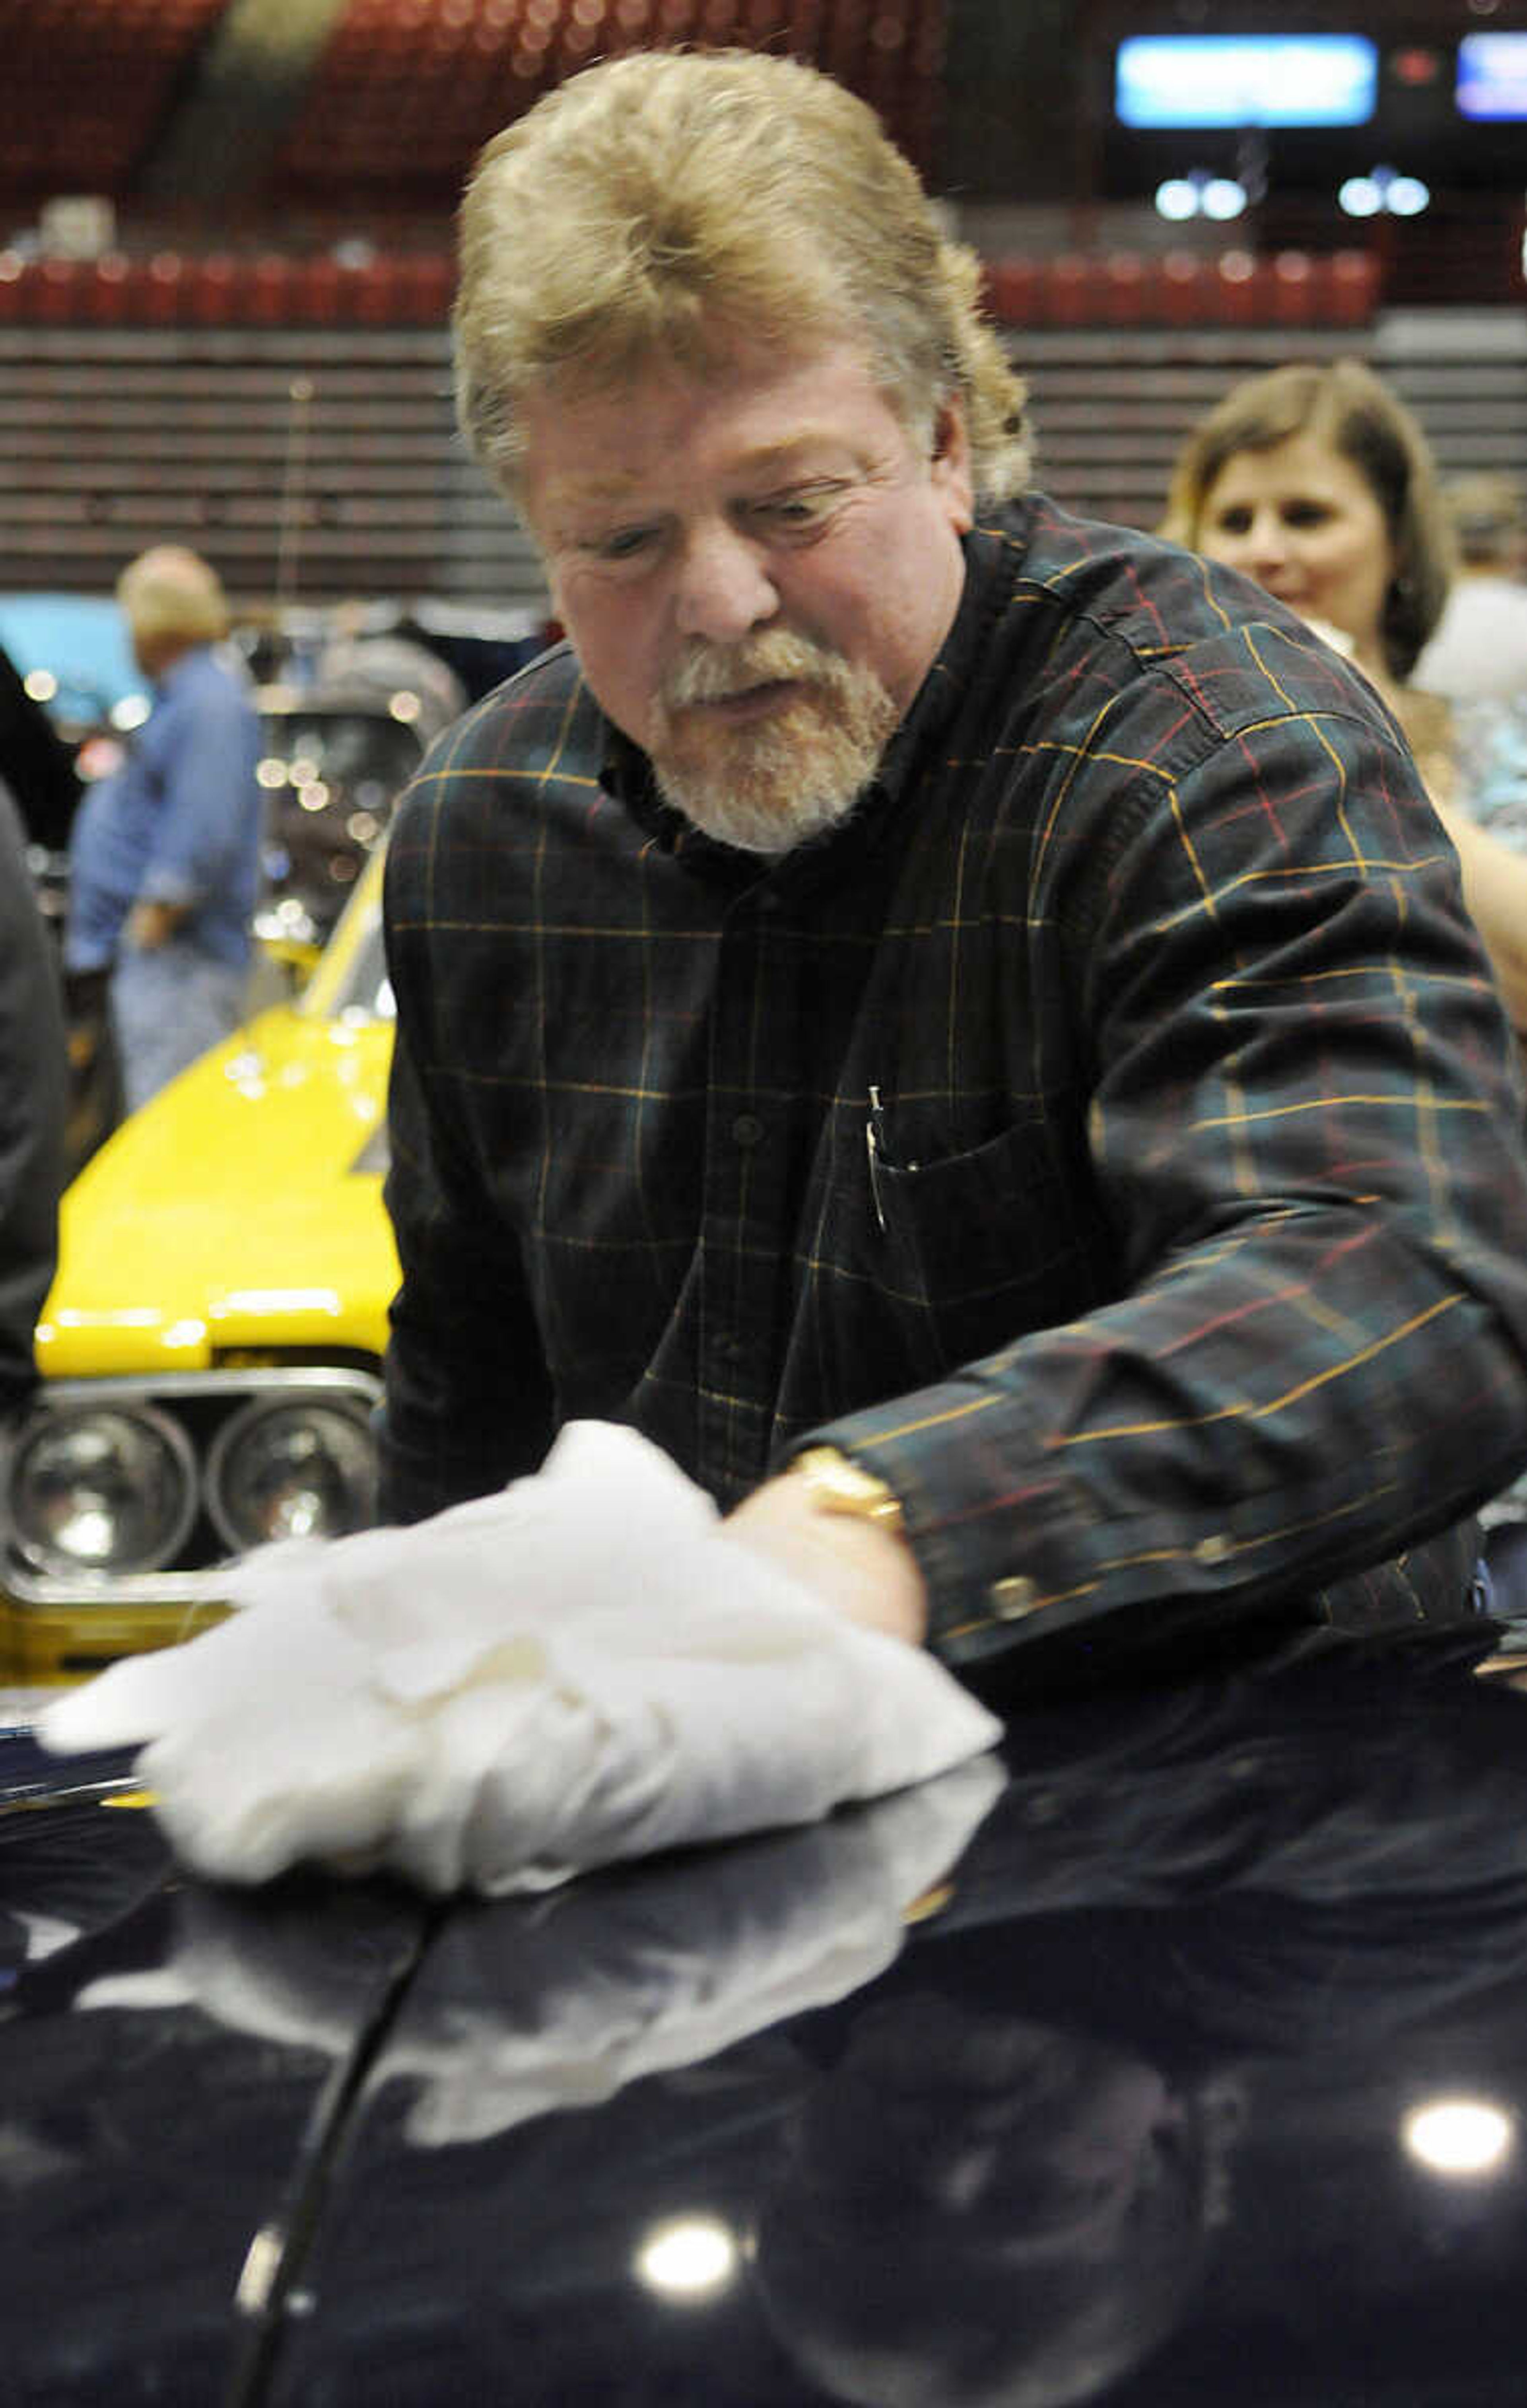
top-left (380, 497), bottom-right (1527, 1667)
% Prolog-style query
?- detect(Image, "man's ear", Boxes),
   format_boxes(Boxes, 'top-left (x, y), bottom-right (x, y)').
top-left (931, 397), bottom-right (975, 534)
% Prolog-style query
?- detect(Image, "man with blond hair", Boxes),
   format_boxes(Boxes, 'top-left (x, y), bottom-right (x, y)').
top-left (65, 544), bottom-right (263, 1112)
top-left (379, 48), bottom-right (1527, 1676)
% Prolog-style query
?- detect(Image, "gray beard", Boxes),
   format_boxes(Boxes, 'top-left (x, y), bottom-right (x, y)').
top-left (654, 760), bottom-right (874, 855)
top-left (649, 638), bottom-right (899, 856)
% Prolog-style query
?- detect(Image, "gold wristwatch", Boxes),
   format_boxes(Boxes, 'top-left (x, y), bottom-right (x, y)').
top-left (793, 1446), bottom-right (906, 1534)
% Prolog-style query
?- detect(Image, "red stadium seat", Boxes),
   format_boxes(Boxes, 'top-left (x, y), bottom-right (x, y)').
top-left (246, 254), bottom-right (295, 325)
top-left (984, 256), bottom-right (1038, 324)
top-left (131, 252), bottom-right (186, 325)
top-left (1208, 249), bottom-right (1260, 326)
top-left (1041, 255), bottom-right (1094, 328)
top-left (85, 255), bottom-right (133, 324)
top-left (1327, 248), bottom-right (1380, 326)
top-left (1269, 250), bottom-right (1315, 327)
top-left (33, 259), bottom-right (92, 323)
top-left (1098, 252), bottom-right (1148, 327)
top-left (185, 254), bottom-right (238, 326)
top-left (396, 253), bottom-right (456, 322)
top-left (1152, 251), bottom-right (1207, 328)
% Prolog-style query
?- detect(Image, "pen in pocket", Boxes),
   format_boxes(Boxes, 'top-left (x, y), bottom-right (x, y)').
top-left (866, 1083), bottom-right (889, 1234)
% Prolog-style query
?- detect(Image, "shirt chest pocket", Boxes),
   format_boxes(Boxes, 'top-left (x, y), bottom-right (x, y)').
top-left (863, 1110), bottom-right (1108, 1375)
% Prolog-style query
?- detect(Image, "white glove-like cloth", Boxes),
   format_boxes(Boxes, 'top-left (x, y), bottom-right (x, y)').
top-left (38, 1422), bottom-right (1001, 1895)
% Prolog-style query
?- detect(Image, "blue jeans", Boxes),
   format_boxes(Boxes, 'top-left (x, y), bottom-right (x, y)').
top-left (110, 940), bottom-right (249, 1116)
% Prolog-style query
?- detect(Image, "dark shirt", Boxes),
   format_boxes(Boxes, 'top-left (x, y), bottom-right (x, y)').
top-left (64, 645), bottom-right (263, 975)
top-left (381, 497), bottom-right (1527, 1666)
top-left (0, 781), bottom-right (64, 1417)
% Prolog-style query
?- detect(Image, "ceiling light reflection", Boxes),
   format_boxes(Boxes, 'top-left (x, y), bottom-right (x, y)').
top-left (1403, 2095), bottom-right (1515, 2179)
top-left (633, 2213), bottom-right (740, 2301)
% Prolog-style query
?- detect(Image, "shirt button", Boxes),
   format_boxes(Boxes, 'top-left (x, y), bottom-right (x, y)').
top-left (1193, 1533), bottom-right (1233, 1566)
top-left (989, 1574), bottom-right (1039, 1621)
top-left (731, 1113), bottom-right (765, 1147)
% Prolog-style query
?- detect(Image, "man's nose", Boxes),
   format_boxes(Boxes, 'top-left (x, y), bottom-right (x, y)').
top-left (672, 522), bottom-right (778, 642)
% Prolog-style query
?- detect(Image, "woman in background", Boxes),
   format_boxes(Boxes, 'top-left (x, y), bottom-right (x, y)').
top-left (1161, 357), bottom-right (1527, 1036)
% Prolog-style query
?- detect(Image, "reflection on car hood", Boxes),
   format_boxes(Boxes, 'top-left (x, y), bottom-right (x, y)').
top-left (39, 1005), bottom-right (397, 1376)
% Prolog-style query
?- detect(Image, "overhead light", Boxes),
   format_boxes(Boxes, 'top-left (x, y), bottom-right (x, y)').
top-left (1200, 177), bottom-right (1248, 220)
top-left (1155, 177), bottom-right (1200, 221)
top-left (1339, 164), bottom-right (1430, 217)
top-left (1155, 171), bottom-right (1247, 222)
top-left (1339, 175), bottom-right (1383, 216)
top-left (1385, 174), bottom-right (1431, 215)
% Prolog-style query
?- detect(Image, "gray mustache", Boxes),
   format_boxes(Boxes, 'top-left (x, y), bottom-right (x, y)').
top-left (663, 636), bottom-right (839, 708)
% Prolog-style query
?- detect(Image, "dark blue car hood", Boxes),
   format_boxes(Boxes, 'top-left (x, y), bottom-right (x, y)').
top-left (8, 1638), bottom-right (1527, 2407)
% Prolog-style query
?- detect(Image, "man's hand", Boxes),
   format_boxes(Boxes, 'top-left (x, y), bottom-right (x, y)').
top-left (40, 1424), bottom-right (993, 1893)
top-left (126, 898), bottom-right (186, 951)
top-left (722, 1468), bottom-right (929, 1646)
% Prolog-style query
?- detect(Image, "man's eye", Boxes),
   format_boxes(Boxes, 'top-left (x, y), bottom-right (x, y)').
top-left (1212, 507), bottom-right (1251, 536)
top-left (1284, 503), bottom-right (1331, 529)
top-left (751, 490), bottom-right (836, 531)
top-left (593, 527), bottom-right (659, 561)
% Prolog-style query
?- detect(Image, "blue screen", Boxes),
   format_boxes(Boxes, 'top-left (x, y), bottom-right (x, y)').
top-left (1456, 33), bottom-right (1527, 122)
top-left (1115, 35), bottom-right (1379, 130)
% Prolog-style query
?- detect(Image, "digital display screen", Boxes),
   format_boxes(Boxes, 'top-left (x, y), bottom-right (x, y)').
top-left (1456, 32), bottom-right (1527, 122)
top-left (1115, 35), bottom-right (1379, 130)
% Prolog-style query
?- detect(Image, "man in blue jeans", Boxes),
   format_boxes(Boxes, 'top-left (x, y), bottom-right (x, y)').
top-left (65, 546), bottom-right (263, 1114)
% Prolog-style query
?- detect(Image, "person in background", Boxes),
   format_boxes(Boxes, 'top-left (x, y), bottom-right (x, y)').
top-left (1415, 469), bottom-right (1527, 707)
top-left (0, 776), bottom-right (64, 1428)
top-left (1160, 357), bottom-right (1527, 1040)
top-left (64, 546), bottom-right (264, 1115)
top-left (1426, 476), bottom-right (1527, 867)
top-left (380, 50), bottom-right (1527, 1680)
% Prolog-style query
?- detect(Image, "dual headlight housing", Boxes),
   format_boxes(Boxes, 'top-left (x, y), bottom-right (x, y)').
top-left (2, 1366), bottom-right (382, 1601)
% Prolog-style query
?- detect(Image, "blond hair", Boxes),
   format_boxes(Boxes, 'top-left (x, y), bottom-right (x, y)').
top-left (1160, 358), bottom-right (1455, 682)
top-left (116, 546), bottom-right (230, 651)
top-left (454, 47), bottom-right (1030, 507)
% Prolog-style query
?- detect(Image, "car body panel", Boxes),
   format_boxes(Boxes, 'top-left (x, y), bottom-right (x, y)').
top-left (1, 853), bottom-right (397, 1678)
top-left (8, 1642), bottom-right (1527, 2405)
top-left (38, 1007), bottom-right (394, 1377)
top-left (0, 1732), bottom-right (429, 2408)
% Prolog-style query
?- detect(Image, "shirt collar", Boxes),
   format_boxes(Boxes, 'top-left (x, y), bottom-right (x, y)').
top-left (152, 641), bottom-right (215, 697)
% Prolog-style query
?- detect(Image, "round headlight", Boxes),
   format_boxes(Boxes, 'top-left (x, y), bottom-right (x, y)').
top-left (8, 1403), bottom-right (198, 1577)
top-left (206, 1395), bottom-right (377, 1552)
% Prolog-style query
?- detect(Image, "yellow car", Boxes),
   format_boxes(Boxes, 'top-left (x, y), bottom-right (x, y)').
top-left (2, 850), bottom-right (398, 1682)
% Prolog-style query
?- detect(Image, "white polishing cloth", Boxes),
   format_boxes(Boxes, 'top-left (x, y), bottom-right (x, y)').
top-left (39, 1422), bottom-right (1001, 1895)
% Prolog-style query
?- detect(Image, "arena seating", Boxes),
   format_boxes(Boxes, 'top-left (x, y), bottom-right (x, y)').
top-left (0, 249), bottom-right (456, 328)
top-left (3, 241), bottom-right (1518, 610)
top-left (0, 0), bottom-right (228, 205)
top-left (0, 0), bottom-right (1519, 612)
top-left (0, 244), bottom-right (1383, 336)
top-left (268, 0), bottom-right (946, 196)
